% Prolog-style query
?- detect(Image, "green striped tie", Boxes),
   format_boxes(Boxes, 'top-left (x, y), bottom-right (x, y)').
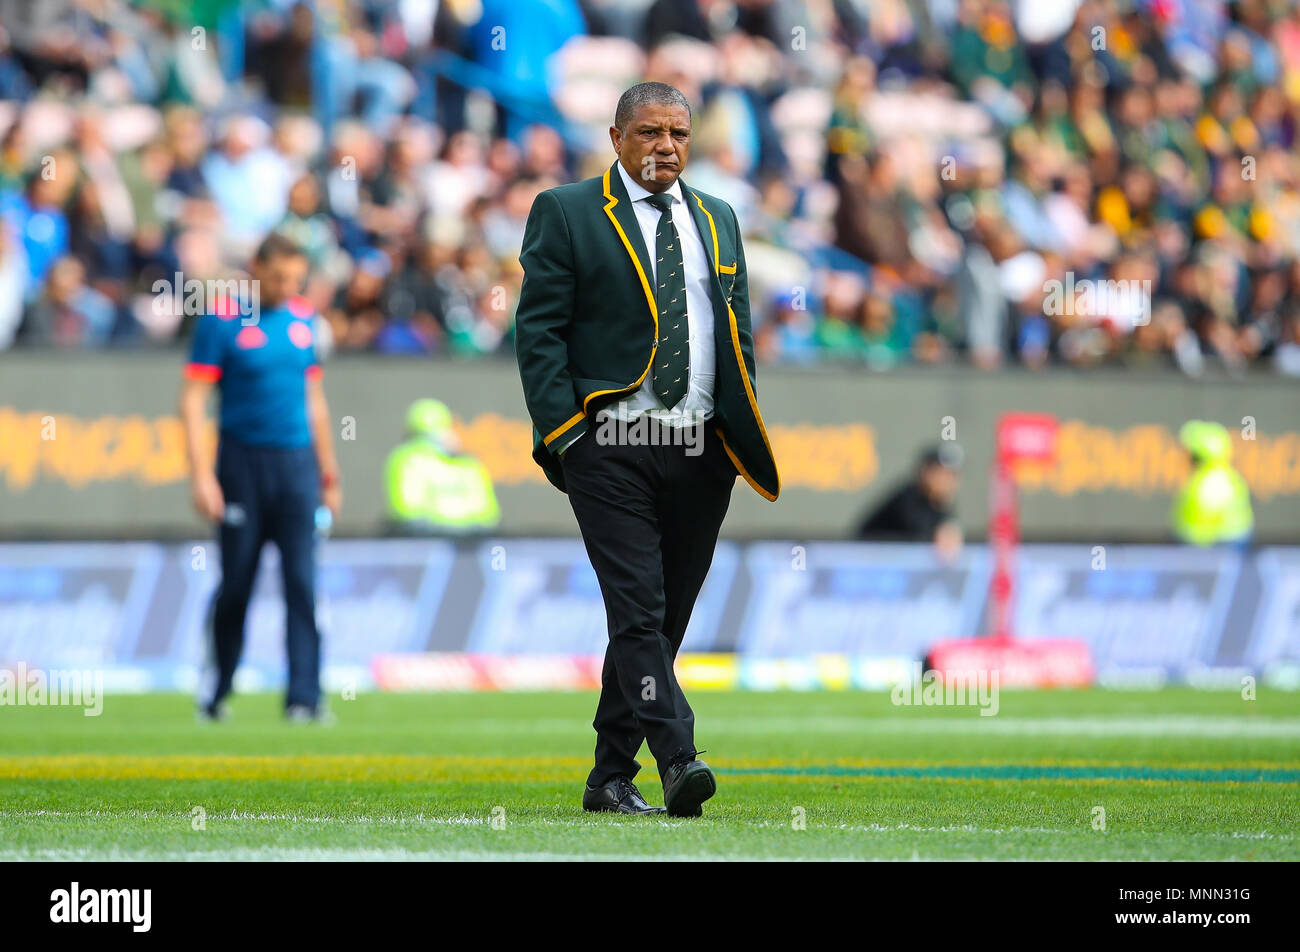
top-left (646, 192), bottom-right (689, 409)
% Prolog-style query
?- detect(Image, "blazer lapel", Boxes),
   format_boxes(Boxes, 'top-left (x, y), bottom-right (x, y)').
top-left (602, 164), bottom-right (656, 304)
top-left (601, 166), bottom-right (729, 331)
top-left (681, 179), bottom-right (731, 325)
top-left (681, 179), bottom-right (720, 275)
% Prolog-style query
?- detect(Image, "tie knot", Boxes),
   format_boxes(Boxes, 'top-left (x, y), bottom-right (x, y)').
top-left (646, 192), bottom-right (673, 214)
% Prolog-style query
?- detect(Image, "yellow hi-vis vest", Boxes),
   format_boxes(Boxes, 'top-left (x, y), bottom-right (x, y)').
top-left (1171, 461), bottom-right (1254, 546)
top-left (384, 439), bottom-right (501, 531)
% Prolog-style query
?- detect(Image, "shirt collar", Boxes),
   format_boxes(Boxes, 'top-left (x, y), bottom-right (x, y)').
top-left (616, 161), bottom-right (684, 207)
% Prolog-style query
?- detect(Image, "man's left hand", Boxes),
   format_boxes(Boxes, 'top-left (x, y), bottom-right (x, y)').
top-left (322, 484), bottom-right (343, 519)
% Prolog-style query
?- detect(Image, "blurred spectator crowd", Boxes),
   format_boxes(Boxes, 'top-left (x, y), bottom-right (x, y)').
top-left (2, 0), bottom-right (1300, 375)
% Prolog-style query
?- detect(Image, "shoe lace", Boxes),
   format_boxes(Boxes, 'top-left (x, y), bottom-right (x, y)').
top-left (614, 776), bottom-right (641, 800)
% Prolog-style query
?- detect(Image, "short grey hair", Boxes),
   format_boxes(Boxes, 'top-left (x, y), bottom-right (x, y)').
top-left (614, 82), bottom-right (692, 133)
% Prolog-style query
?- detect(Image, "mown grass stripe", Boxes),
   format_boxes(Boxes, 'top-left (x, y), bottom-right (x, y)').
top-left (2, 755), bottom-right (1296, 784)
top-left (721, 765), bottom-right (1300, 783)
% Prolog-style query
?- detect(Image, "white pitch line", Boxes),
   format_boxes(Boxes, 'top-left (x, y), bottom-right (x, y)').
top-left (4, 810), bottom-right (1292, 843)
top-left (710, 716), bottom-right (1300, 738)
top-left (841, 822), bottom-right (1292, 841)
top-left (0, 809), bottom-right (487, 825)
top-left (739, 818), bottom-right (1294, 841)
top-left (29, 715), bottom-right (1300, 739)
top-left (0, 809), bottom-right (724, 828)
top-left (0, 847), bottom-right (828, 863)
top-left (396, 715), bottom-right (1300, 738)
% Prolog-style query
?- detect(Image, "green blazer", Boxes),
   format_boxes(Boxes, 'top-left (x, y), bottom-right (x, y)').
top-left (514, 162), bottom-right (780, 501)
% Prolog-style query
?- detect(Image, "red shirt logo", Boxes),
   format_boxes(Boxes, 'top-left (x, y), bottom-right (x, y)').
top-left (288, 321), bottom-right (313, 349)
top-left (235, 325), bottom-right (268, 349)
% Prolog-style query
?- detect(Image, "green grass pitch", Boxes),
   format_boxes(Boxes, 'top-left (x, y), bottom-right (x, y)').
top-left (1, 688), bottom-right (1297, 860)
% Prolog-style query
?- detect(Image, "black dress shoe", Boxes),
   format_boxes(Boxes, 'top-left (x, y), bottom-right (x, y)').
top-left (582, 776), bottom-right (666, 815)
top-left (195, 700), bottom-right (228, 723)
top-left (662, 752), bottom-right (715, 818)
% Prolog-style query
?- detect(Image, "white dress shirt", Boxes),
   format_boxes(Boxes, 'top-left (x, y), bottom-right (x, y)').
top-left (558, 162), bottom-right (716, 455)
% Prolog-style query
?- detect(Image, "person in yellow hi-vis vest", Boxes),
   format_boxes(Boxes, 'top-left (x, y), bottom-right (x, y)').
top-left (1170, 420), bottom-right (1253, 547)
top-left (385, 399), bottom-right (501, 534)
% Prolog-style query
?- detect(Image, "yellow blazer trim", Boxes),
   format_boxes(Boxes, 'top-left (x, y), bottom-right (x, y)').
top-left (690, 190), bottom-right (778, 501)
top-left (723, 302), bottom-right (779, 501)
top-left (718, 262), bottom-right (736, 274)
top-left (544, 411), bottom-right (586, 447)
top-left (690, 190), bottom-right (721, 269)
top-left (586, 167), bottom-right (658, 412)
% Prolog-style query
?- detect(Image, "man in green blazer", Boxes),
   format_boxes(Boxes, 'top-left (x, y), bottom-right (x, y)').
top-left (515, 82), bottom-right (779, 818)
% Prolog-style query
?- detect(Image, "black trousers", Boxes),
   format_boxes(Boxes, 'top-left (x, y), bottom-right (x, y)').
top-left (560, 416), bottom-right (737, 786)
top-left (204, 438), bottom-right (321, 710)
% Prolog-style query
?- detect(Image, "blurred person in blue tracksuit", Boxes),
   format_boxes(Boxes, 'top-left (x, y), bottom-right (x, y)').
top-left (179, 234), bottom-right (342, 723)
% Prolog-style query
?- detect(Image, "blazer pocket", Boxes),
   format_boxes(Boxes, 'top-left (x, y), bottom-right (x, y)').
top-left (717, 261), bottom-right (737, 274)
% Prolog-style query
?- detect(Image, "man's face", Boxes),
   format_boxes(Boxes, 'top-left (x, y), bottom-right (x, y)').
top-left (920, 463), bottom-right (959, 506)
top-left (255, 253), bottom-right (308, 309)
top-left (610, 103), bottom-right (692, 193)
